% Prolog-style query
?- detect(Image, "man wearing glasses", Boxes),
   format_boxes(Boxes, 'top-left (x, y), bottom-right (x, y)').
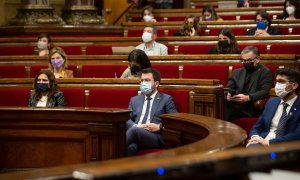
top-left (224, 46), bottom-right (273, 121)
top-left (247, 68), bottom-right (300, 147)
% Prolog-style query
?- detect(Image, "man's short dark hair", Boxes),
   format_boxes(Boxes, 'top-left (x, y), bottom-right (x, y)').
top-left (140, 68), bottom-right (161, 82)
top-left (145, 25), bottom-right (157, 35)
top-left (276, 68), bottom-right (300, 94)
top-left (241, 46), bottom-right (260, 57)
top-left (38, 33), bottom-right (51, 43)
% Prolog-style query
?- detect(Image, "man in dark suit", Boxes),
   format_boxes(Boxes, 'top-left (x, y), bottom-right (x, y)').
top-left (126, 68), bottom-right (177, 156)
top-left (224, 46), bottom-right (273, 121)
top-left (247, 68), bottom-right (300, 147)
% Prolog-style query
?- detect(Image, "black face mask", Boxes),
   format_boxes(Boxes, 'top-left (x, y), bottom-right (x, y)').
top-left (130, 65), bottom-right (141, 75)
top-left (243, 62), bottom-right (256, 72)
top-left (218, 40), bottom-right (230, 48)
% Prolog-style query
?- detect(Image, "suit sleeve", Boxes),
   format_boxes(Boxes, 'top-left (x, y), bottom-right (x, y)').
top-left (226, 70), bottom-right (238, 90)
top-left (126, 98), bottom-right (136, 128)
top-left (161, 44), bottom-right (168, 55)
top-left (55, 92), bottom-right (66, 107)
top-left (249, 68), bottom-right (272, 101)
top-left (165, 96), bottom-right (178, 113)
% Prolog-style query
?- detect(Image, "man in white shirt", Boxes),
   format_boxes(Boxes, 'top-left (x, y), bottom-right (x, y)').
top-left (136, 26), bottom-right (168, 56)
top-left (247, 68), bottom-right (300, 147)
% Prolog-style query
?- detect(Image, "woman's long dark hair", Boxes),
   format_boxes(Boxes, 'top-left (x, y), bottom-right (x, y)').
top-left (128, 49), bottom-right (152, 69)
top-left (216, 28), bottom-right (239, 54)
top-left (33, 69), bottom-right (59, 101)
top-left (202, 5), bottom-right (220, 21)
top-left (181, 15), bottom-right (201, 36)
top-left (282, 0), bottom-right (300, 19)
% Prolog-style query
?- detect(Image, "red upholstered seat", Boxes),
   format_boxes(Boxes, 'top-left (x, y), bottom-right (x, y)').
top-left (277, 27), bottom-right (289, 35)
top-left (88, 89), bottom-right (137, 108)
top-left (239, 14), bottom-right (255, 20)
top-left (60, 46), bottom-right (82, 55)
top-left (168, 29), bottom-right (181, 36)
top-left (231, 117), bottom-right (258, 136)
top-left (0, 65), bottom-right (26, 78)
top-left (238, 44), bottom-right (266, 54)
top-left (166, 44), bottom-right (174, 54)
top-left (269, 44), bottom-right (300, 54)
top-left (178, 44), bottom-right (215, 54)
top-left (67, 65), bottom-right (78, 77)
top-left (152, 64), bottom-right (179, 78)
top-left (208, 28), bottom-right (247, 36)
top-left (220, 15), bottom-right (237, 20)
top-left (160, 90), bottom-right (189, 113)
top-left (291, 27), bottom-right (300, 35)
top-left (30, 65), bottom-right (48, 78)
top-left (127, 29), bottom-right (164, 37)
top-left (0, 88), bottom-right (30, 106)
top-left (61, 88), bottom-right (85, 107)
top-left (182, 64), bottom-right (229, 86)
top-left (85, 45), bottom-right (113, 55)
top-left (81, 64), bottom-right (127, 78)
top-left (0, 46), bottom-right (34, 56)
top-left (166, 16), bottom-right (185, 21)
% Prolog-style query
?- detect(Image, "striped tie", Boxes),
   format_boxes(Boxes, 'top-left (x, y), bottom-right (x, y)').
top-left (276, 102), bottom-right (289, 138)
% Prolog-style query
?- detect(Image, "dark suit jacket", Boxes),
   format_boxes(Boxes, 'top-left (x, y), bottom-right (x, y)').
top-left (127, 92), bottom-right (177, 144)
top-left (28, 91), bottom-right (66, 107)
top-left (246, 27), bottom-right (281, 36)
top-left (250, 96), bottom-right (300, 144)
top-left (227, 64), bottom-right (273, 116)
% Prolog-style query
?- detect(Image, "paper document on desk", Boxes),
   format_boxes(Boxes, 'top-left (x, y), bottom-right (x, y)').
top-left (249, 169), bottom-right (300, 180)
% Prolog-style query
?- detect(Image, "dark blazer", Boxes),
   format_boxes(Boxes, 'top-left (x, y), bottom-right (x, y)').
top-left (246, 27), bottom-right (281, 36)
top-left (250, 96), bottom-right (300, 144)
top-left (227, 64), bottom-right (273, 116)
top-left (28, 91), bottom-right (66, 107)
top-left (127, 92), bottom-right (177, 143)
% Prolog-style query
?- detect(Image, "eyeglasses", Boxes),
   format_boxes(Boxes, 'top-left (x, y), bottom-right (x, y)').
top-left (241, 57), bottom-right (258, 64)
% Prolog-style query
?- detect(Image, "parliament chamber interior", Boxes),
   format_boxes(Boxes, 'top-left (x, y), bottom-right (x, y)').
top-left (0, 0), bottom-right (300, 179)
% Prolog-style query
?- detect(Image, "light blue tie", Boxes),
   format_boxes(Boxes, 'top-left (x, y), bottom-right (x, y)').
top-left (141, 97), bottom-right (152, 124)
top-left (276, 102), bottom-right (289, 138)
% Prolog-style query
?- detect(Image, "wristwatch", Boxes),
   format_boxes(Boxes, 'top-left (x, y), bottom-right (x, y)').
top-left (159, 124), bottom-right (165, 131)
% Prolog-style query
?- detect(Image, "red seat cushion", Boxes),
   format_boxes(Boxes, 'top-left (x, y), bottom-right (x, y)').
top-left (178, 44), bottom-right (215, 54)
top-left (152, 64), bottom-right (178, 78)
top-left (231, 117), bottom-right (258, 135)
top-left (269, 44), bottom-right (300, 54)
top-left (81, 64), bottom-right (128, 78)
top-left (0, 46), bottom-right (34, 56)
top-left (85, 45), bottom-right (113, 55)
top-left (30, 65), bottom-right (48, 78)
top-left (166, 44), bottom-right (174, 54)
top-left (60, 46), bottom-right (82, 55)
top-left (182, 64), bottom-right (229, 86)
top-left (0, 65), bottom-right (26, 78)
top-left (0, 88), bottom-right (30, 106)
top-left (88, 89), bottom-right (137, 108)
top-left (291, 27), bottom-right (300, 35)
top-left (238, 44), bottom-right (266, 54)
top-left (61, 88), bottom-right (85, 107)
top-left (160, 90), bottom-right (189, 113)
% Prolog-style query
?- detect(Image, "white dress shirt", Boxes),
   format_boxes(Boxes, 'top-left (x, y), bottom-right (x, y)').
top-left (137, 91), bottom-right (158, 124)
top-left (136, 41), bottom-right (168, 56)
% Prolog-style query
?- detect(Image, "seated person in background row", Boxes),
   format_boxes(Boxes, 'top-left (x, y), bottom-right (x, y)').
top-left (282, 0), bottom-right (300, 20)
top-left (121, 49), bottom-right (152, 78)
top-left (201, 5), bottom-right (223, 21)
top-left (208, 28), bottom-right (241, 54)
top-left (141, 5), bottom-right (157, 22)
top-left (34, 33), bottom-right (51, 56)
top-left (126, 68), bottom-right (177, 156)
top-left (49, 47), bottom-right (74, 79)
top-left (28, 69), bottom-right (65, 107)
top-left (237, 0), bottom-right (250, 8)
top-left (136, 26), bottom-right (168, 56)
top-left (173, 15), bottom-right (201, 37)
top-left (247, 68), bottom-right (300, 147)
top-left (224, 46), bottom-right (273, 121)
top-left (246, 10), bottom-right (281, 36)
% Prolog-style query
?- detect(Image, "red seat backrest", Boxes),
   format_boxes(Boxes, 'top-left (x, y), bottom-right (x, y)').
top-left (81, 64), bottom-right (128, 78)
top-left (30, 65), bottom-right (48, 78)
top-left (291, 27), bottom-right (300, 35)
top-left (220, 15), bottom-right (236, 20)
top-left (238, 44), bottom-right (267, 54)
top-left (85, 45), bottom-right (113, 55)
top-left (166, 16), bottom-right (186, 21)
top-left (277, 27), bottom-right (289, 35)
top-left (166, 44), bottom-right (174, 54)
top-left (178, 44), bottom-right (215, 54)
top-left (88, 89), bottom-right (137, 108)
top-left (60, 46), bottom-right (82, 55)
top-left (209, 28), bottom-right (247, 36)
top-left (152, 64), bottom-right (179, 78)
top-left (160, 90), bottom-right (189, 113)
top-left (61, 88), bottom-right (85, 107)
top-left (239, 14), bottom-right (255, 20)
top-left (67, 65), bottom-right (77, 77)
top-left (0, 46), bottom-right (34, 56)
top-left (182, 64), bottom-right (229, 86)
top-left (0, 88), bottom-right (30, 106)
top-left (269, 44), bottom-right (300, 54)
top-left (127, 29), bottom-right (164, 37)
top-left (0, 65), bottom-right (26, 78)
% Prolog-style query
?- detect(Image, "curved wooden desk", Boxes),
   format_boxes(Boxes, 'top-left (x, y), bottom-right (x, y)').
top-left (0, 113), bottom-right (247, 179)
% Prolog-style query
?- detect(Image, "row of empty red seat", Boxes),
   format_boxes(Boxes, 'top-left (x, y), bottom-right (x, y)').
top-left (0, 64), bottom-right (279, 87)
top-left (0, 88), bottom-right (189, 113)
top-left (0, 43), bottom-right (299, 56)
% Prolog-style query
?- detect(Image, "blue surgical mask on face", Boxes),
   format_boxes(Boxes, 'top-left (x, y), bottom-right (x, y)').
top-left (140, 81), bottom-right (153, 96)
top-left (257, 21), bottom-right (268, 30)
top-left (36, 83), bottom-right (49, 92)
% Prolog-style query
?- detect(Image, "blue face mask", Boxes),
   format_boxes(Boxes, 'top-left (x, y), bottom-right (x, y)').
top-left (36, 83), bottom-right (49, 92)
top-left (257, 21), bottom-right (268, 30)
top-left (140, 81), bottom-right (153, 96)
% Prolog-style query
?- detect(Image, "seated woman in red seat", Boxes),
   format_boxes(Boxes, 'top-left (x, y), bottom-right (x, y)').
top-left (208, 28), bottom-right (241, 54)
top-left (49, 47), bottom-right (73, 78)
top-left (173, 15), bottom-right (201, 37)
top-left (201, 5), bottom-right (223, 21)
top-left (121, 49), bottom-right (152, 79)
top-left (29, 69), bottom-right (65, 107)
top-left (282, 0), bottom-right (300, 20)
top-left (34, 33), bottom-right (51, 56)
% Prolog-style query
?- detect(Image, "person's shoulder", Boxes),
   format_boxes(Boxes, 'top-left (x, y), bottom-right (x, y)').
top-left (155, 41), bottom-right (167, 48)
top-left (54, 91), bottom-right (64, 97)
top-left (136, 43), bottom-right (145, 49)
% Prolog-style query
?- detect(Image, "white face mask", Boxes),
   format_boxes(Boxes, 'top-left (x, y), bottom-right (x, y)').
top-left (275, 82), bottom-right (290, 98)
top-left (37, 41), bottom-right (48, 50)
top-left (286, 6), bottom-right (295, 15)
top-left (142, 32), bottom-right (152, 43)
top-left (143, 15), bottom-right (153, 22)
